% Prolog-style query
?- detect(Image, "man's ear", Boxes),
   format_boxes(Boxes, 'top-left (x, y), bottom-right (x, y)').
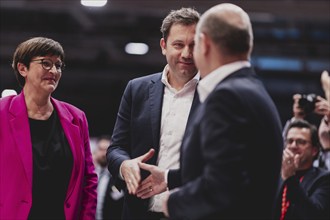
top-left (160, 38), bottom-right (166, 56)
top-left (312, 146), bottom-right (319, 158)
top-left (199, 33), bottom-right (210, 56)
top-left (17, 62), bottom-right (28, 78)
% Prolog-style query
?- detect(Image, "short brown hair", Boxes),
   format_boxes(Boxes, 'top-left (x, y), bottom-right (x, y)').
top-left (12, 37), bottom-right (65, 87)
top-left (285, 119), bottom-right (320, 159)
top-left (285, 119), bottom-right (320, 148)
top-left (160, 8), bottom-right (200, 43)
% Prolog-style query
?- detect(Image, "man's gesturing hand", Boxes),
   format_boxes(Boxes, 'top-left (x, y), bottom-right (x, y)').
top-left (136, 162), bottom-right (168, 199)
top-left (121, 149), bottom-right (155, 194)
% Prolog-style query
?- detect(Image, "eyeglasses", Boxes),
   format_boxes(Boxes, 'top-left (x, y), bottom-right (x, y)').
top-left (31, 58), bottom-right (65, 72)
top-left (285, 138), bottom-right (310, 146)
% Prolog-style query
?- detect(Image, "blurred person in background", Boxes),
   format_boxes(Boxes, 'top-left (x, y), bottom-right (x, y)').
top-left (318, 70), bottom-right (330, 169)
top-left (274, 119), bottom-right (330, 220)
top-left (107, 7), bottom-right (200, 220)
top-left (94, 135), bottom-right (124, 220)
top-left (284, 70), bottom-right (330, 170)
top-left (0, 37), bottom-right (97, 219)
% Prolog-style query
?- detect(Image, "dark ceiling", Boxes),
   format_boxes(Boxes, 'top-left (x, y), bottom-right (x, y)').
top-left (1, 0), bottom-right (329, 136)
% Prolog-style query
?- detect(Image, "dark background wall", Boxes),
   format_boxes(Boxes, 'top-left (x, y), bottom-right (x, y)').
top-left (1, 0), bottom-right (329, 137)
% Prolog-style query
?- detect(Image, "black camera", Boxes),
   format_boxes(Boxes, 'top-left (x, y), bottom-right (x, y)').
top-left (298, 93), bottom-right (317, 114)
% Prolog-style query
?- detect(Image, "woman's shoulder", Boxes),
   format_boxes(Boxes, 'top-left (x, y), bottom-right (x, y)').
top-left (0, 94), bottom-right (15, 103)
top-left (52, 98), bottom-right (85, 117)
top-left (0, 95), bottom-right (17, 110)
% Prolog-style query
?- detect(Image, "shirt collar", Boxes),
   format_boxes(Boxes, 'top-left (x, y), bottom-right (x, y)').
top-left (198, 61), bottom-right (251, 103)
top-left (161, 64), bottom-right (200, 92)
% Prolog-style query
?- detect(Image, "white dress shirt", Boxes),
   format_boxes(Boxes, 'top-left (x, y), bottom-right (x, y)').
top-left (198, 61), bottom-right (251, 103)
top-left (149, 65), bottom-right (199, 212)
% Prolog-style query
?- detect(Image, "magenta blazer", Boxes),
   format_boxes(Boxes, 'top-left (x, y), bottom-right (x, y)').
top-left (0, 92), bottom-right (97, 220)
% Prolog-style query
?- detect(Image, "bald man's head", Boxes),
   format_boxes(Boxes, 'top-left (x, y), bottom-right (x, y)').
top-left (196, 3), bottom-right (253, 58)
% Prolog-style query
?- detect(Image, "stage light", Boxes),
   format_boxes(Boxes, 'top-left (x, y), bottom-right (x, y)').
top-left (125, 42), bottom-right (149, 55)
top-left (81, 0), bottom-right (107, 7)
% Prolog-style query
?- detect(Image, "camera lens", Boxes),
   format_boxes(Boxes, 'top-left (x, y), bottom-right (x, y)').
top-left (298, 94), bottom-right (317, 114)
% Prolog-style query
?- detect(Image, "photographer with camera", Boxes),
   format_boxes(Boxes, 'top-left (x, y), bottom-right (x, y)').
top-left (284, 70), bottom-right (330, 170)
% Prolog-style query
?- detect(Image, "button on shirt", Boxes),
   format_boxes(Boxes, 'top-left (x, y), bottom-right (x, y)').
top-left (198, 61), bottom-right (251, 103)
top-left (149, 65), bottom-right (199, 212)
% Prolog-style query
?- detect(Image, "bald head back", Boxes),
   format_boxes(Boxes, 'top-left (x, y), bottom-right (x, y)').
top-left (197, 3), bottom-right (253, 58)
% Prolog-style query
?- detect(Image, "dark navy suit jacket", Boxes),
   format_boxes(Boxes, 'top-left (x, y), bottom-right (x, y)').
top-left (168, 67), bottom-right (284, 220)
top-left (107, 72), bottom-right (199, 219)
top-left (274, 167), bottom-right (330, 220)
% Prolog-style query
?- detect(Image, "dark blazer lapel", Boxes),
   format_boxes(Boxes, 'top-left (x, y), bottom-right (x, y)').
top-left (300, 168), bottom-right (318, 193)
top-left (52, 98), bottom-right (82, 200)
top-left (180, 90), bottom-right (200, 154)
top-left (186, 90), bottom-right (200, 129)
top-left (9, 92), bottom-right (33, 188)
top-left (148, 74), bottom-right (164, 162)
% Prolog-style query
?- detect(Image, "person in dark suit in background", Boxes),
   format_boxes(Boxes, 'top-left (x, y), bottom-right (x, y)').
top-left (106, 7), bottom-right (200, 220)
top-left (143, 3), bottom-right (283, 219)
top-left (94, 136), bottom-right (124, 220)
top-left (274, 119), bottom-right (330, 220)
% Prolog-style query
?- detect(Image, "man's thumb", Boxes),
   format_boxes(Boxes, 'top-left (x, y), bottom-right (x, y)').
top-left (138, 162), bottom-right (153, 172)
top-left (139, 148), bottom-right (155, 162)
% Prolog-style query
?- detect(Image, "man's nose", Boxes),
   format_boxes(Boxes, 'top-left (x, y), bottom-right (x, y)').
top-left (287, 143), bottom-right (299, 151)
top-left (182, 46), bottom-right (193, 58)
